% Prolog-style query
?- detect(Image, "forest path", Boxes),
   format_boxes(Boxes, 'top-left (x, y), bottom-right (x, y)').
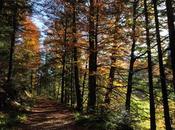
top-left (19, 97), bottom-right (81, 130)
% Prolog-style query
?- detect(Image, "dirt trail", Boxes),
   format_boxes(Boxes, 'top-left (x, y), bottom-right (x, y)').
top-left (19, 98), bottom-right (80, 130)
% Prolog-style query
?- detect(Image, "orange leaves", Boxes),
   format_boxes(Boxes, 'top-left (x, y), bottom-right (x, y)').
top-left (22, 17), bottom-right (40, 39)
top-left (15, 17), bottom-right (40, 69)
top-left (98, 66), bottom-right (109, 75)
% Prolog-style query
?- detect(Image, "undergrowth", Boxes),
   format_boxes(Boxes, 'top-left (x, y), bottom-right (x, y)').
top-left (75, 108), bottom-right (133, 130)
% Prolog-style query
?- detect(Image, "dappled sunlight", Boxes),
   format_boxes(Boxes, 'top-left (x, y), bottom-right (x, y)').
top-left (0, 0), bottom-right (174, 129)
top-left (18, 98), bottom-right (76, 130)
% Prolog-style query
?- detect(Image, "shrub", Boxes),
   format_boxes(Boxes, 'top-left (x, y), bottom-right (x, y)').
top-left (75, 108), bottom-right (133, 130)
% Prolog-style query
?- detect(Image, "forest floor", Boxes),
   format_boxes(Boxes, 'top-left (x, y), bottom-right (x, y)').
top-left (12, 97), bottom-right (83, 130)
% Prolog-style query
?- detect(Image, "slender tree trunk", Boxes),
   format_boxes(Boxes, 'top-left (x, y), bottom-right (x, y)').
top-left (94, 2), bottom-right (99, 75)
top-left (72, 1), bottom-right (83, 111)
top-left (30, 70), bottom-right (33, 93)
top-left (64, 71), bottom-right (69, 105)
top-left (64, 86), bottom-right (67, 104)
top-left (57, 82), bottom-right (60, 100)
top-left (88, 0), bottom-right (96, 112)
top-left (7, 1), bottom-right (17, 84)
top-left (71, 55), bottom-right (76, 107)
top-left (104, 53), bottom-right (116, 104)
top-left (125, 0), bottom-right (137, 112)
top-left (153, 1), bottom-right (172, 129)
top-left (165, 0), bottom-right (175, 93)
top-left (37, 74), bottom-right (41, 96)
top-left (61, 17), bottom-right (68, 104)
top-left (144, 0), bottom-right (156, 130)
top-left (6, 0), bottom-right (17, 99)
top-left (61, 52), bottom-right (65, 103)
top-left (68, 85), bottom-right (70, 105)
top-left (82, 62), bottom-right (88, 101)
top-left (70, 56), bottom-right (73, 107)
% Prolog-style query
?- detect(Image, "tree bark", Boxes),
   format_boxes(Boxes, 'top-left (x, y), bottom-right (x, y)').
top-left (144, 0), bottom-right (156, 129)
top-left (165, 0), bottom-right (175, 93)
top-left (6, 0), bottom-right (17, 99)
top-left (70, 55), bottom-right (74, 107)
top-left (125, 0), bottom-right (137, 112)
top-left (61, 17), bottom-right (68, 104)
top-left (88, 0), bottom-right (97, 112)
top-left (72, 1), bottom-right (83, 111)
top-left (153, 1), bottom-right (172, 129)
top-left (82, 62), bottom-right (88, 101)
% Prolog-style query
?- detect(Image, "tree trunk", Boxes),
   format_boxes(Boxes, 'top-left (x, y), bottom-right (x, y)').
top-left (30, 70), bottom-right (33, 94)
top-left (125, 0), bottom-right (137, 112)
top-left (61, 17), bottom-right (68, 104)
top-left (82, 62), bottom-right (88, 102)
top-left (6, 0), bottom-right (17, 99)
top-left (72, 1), bottom-right (83, 112)
top-left (104, 53), bottom-right (116, 105)
top-left (88, 0), bottom-right (96, 112)
top-left (70, 55), bottom-right (73, 106)
top-left (153, 1), bottom-right (172, 129)
top-left (165, 0), bottom-right (175, 93)
top-left (61, 50), bottom-right (65, 104)
top-left (64, 87), bottom-right (68, 104)
top-left (94, 2), bottom-right (99, 76)
top-left (144, 0), bottom-right (156, 129)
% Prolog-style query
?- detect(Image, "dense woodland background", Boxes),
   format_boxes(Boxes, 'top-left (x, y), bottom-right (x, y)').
top-left (0, 0), bottom-right (175, 130)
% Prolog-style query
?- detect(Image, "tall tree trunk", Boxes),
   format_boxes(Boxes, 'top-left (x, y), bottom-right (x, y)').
top-left (6, 0), bottom-right (17, 99)
top-left (125, 0), bottom-right (137, 112)
top-left (144, 0), bottom-right (156, 130)
top-left (165, 0), bottom-right (175, 93)
top-left (72, 1), bottom-right (83, 112)
top-left (88, 0), bottom-right (96, 112)
top-left (94, 1), bottom-right (99, 75)
top-left (153, 1), bottom-right (172, 129)
top-left (61, 49), bottom-right (65, 104)
top-left (70, 55), bottom-right (74, 107)
top-left (104, 53), bottom-right (116, 105)
top-left (61, 17), bottom-right (68, 104)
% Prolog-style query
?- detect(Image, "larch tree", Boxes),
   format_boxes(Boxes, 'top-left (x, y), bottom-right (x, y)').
top-left (152, 0), bottom-right (172, 129)
top-left (14, 17), bottom-right (40, 95)
top-left (144, 0), bottom-right (156, 129)
top-left (71, 0), bottom-right (83, 111)
top-left (125, 0), bottom-right (138, 112)
top-left (61, 15), bottom-right (68, 104)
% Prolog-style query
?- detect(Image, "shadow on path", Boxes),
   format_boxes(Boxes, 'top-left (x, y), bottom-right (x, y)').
top-left (14, 98), bottom-right (83, 130)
